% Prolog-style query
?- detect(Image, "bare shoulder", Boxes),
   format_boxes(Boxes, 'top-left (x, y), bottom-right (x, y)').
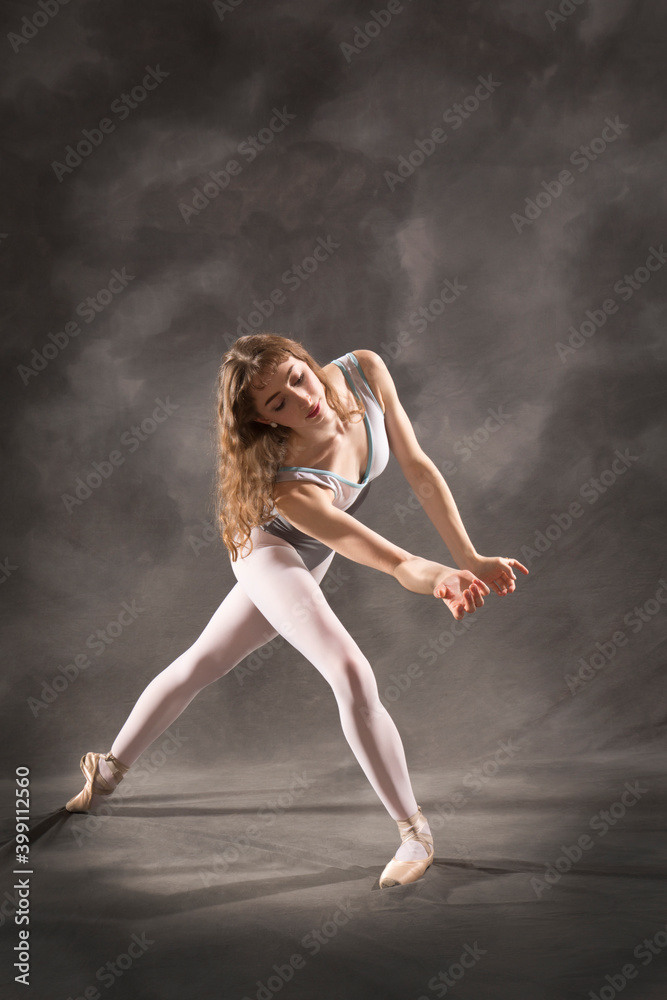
top-left (350, 349), bottom-right (427, 469)
top-left (348, 349), bottom-right (393, 413)
top-left (273, 479), bottom-right (336, 512)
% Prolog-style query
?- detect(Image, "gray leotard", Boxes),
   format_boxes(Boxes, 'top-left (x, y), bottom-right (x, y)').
top-left (259, 352), bottom-right (391, 568)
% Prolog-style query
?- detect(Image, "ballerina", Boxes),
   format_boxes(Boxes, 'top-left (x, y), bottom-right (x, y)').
top-left (66, 333), bottom-right (527, 888)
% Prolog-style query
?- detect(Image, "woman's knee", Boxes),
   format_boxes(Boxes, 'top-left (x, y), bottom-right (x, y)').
top-left (329, 653), bottom-right (380, 709)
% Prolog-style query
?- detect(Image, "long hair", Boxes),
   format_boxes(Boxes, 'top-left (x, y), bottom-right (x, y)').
top-left (216, 333), bottom-right (364, 561)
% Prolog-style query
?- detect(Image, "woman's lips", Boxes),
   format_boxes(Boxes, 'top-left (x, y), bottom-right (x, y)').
top-left (306, 401), bottom-right (320, 418)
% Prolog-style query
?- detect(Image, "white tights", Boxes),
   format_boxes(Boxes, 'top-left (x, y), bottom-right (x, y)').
top-left (107, 528), bottom-right (427, 851)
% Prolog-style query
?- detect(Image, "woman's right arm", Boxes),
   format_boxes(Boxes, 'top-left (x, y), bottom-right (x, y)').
top-left (273, 482), bottom-right (489, 618)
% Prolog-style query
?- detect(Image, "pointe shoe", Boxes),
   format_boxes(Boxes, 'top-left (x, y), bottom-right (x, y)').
top-left (379, 805), bottom-right (434, 888)
top-left (65, 751), bottom-right (130, 813)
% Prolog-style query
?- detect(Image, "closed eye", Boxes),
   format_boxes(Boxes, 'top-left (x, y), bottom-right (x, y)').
top-left (274, 372), bottom-right (304, 411)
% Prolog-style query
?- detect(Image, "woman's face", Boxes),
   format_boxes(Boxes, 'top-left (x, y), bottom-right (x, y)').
top-left (250, 355), bottom-right (326, 429)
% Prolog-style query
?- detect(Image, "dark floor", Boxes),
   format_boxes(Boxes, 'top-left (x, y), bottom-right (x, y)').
top-left (1, 750), bottom-right (666, 1000)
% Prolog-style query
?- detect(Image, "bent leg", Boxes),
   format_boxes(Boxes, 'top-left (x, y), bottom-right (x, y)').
top-left (232, 531), bottom-right (420, 822)
top-left (109, 547), bottom-right (335, 766)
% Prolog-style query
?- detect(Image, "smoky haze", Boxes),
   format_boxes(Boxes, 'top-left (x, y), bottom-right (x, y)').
top-left (1, 0), bottom-right (665, 893)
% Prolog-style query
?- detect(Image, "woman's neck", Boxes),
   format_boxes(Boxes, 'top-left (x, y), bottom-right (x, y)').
top-left (283, 404), bottom-right (346, 465)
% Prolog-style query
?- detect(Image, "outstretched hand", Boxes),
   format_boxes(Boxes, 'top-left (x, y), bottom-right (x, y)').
top-left (433, 570), bottom-right (491, 621)
top-left (392, 554), bottom-right (527, 617)
top-left (467, 555), bottom-right (530, 597)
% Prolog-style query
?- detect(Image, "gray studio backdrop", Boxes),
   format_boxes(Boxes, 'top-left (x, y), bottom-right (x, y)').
top-left (3, 0), bottom-right (666, 819)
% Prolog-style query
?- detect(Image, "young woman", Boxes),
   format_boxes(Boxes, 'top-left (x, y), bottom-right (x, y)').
top-left (66, 334), bottom-right (528, 888)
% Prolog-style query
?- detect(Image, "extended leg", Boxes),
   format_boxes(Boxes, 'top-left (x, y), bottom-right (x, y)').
top-left (67, 547), bottom-right (335, 808)
top-left (231, 530), bottom-right (421, 823)
top-left (109, 550), bottom-right (335, 767)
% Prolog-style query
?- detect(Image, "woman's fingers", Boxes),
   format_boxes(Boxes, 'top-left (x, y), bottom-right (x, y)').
top-left (435, 576), bottom-right (491, 619)
top-left (494, 568), bottom-right (518, 595)
top-left (490, 557), bottom-right (528, 596)
top-left (437, 560), bottom-right (525, 611)
top-left (463, 584), bottom-right (487, 613)
top-left (448, 583), bottom-right (487, 619)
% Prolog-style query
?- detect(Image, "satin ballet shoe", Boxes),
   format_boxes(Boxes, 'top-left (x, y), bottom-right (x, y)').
top-left (65, 751), bottom-right (130, 813)
top-left (379, 805), bottom-right (434, 888)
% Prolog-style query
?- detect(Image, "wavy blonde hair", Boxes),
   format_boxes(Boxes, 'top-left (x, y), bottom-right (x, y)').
top-left (216, 333), bottom-right (364, 561)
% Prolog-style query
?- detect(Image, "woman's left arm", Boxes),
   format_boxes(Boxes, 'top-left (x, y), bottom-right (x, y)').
top-left (353, 349), bottom-right (529, 597)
